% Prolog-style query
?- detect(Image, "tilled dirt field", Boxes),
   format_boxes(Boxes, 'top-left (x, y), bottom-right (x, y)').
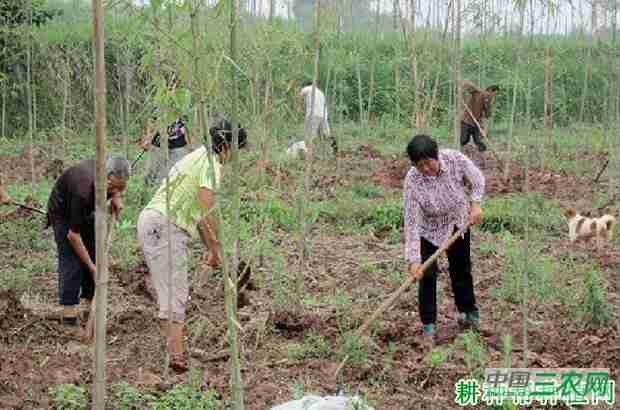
top-left (1, 143), bottom-right (619, 409)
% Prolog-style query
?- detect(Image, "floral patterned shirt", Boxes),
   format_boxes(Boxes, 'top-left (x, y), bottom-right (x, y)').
top-left (403, 149), bottom-right (485, 263)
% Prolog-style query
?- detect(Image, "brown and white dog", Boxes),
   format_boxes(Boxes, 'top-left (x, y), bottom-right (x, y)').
top-left (562, 207), bottom-right (616, 247)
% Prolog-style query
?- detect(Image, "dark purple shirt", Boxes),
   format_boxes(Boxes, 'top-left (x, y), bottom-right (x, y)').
top-left (403, 149), bottom-right (485, 263)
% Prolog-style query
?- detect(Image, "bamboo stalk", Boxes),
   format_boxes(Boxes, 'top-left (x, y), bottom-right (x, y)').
top-left (92, 0), bottom-right (108, 406)
top-left (84, 212), bottom-right (116, 341)
top-left (521, 145), bottom-right (530, 368)
top-left (334, 224), bottom-right (470, 378)
top-left (27, 0), bottom-right (35, 190)
top-left (453, 0), bottom-right (462, 148)
top-left (228, 0), bottom-right (245, 407)
top-left (1, 79), bottom-right (5, 139)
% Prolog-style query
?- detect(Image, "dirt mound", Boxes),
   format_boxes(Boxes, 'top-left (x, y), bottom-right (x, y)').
top-left (0, 290), bottom-right (30, 335)
top-left (114, 260), bottom-right (157, 301)
top-left (272, 311), bottom-right (326, 338)
top-left (0, 146), bottom-right (62, 184)
top-left (371, 157), bottom-right (410, 189)
top-left (356, 144), bottom-right (382, 160)
top-left (372, 146), bottom-right (593, 202)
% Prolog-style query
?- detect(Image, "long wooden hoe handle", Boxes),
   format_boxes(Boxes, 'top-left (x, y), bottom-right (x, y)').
top-left (463, 101), bottom-right (487, 138)
top-left (334, 224), bottom-right (470, 378)
top-left (0, 183), bottom-right (46, 215)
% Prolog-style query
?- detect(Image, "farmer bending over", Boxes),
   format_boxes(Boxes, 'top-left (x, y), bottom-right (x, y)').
top-left (137, 120), bottom-right (248, 373)
top-left (403, 134), bottom-right (485, 351)
top-left (298, 80), bottom-right (337, 156)
top-left (46, 156), bottom-right (130, 334)
top-left (461, 79), bottom-right (499, 152)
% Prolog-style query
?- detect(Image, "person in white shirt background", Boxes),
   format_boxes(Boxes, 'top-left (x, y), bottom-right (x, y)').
top-left (298, 80), bottom-right (338, 157)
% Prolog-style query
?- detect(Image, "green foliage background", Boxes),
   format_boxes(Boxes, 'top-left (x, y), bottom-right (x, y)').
top-left (1, 1), bottom-right (619, 139)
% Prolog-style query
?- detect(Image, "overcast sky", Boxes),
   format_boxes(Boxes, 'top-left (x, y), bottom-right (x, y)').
top-left (130, 0), bottom-right (610, 35)
top-left (241, 0), bottom-right (608, 34)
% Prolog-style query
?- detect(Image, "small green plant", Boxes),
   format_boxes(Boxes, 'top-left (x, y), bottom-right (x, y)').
top-left (421, 346), bottom-right (452, 388)
top-left (114, 381), bottom-right (156, 410)
top-left (351, 182), bottom-right (384, 199)
top-left (287, 331), bottom-right (330, 361)
top-left (478, 241), bottom-right (498, 256)
top-left (304, 331), bottom-right (330, 357)
top-left (151, 370), bottom-right (220, 410)
top-left (455, 330), bottom-right (487, 379)
top-left (286, 343), bottom-right (307, 361)
top-left (480, 194), bottom-right (562, 236)
top-left (577, 267), bottom-right (614, 326)
top-left (388, 270), bottom-right (406, 287)
top-left (337, 332), bottom-right (370, 368)
top-left (359, 256), bottom-right (376, 274)
top-left (367, 200), bottom-right (403, 231)
top-left (290, 378), bottom-right (306, 400)
top-left (494, 234), bottom-right (555, 304)
top-left (49, 384), bottom-right (87, 410)
top-left (423, 346), bottom-right (451, 369)
top-left (271, 253), bottom-right (294, 313)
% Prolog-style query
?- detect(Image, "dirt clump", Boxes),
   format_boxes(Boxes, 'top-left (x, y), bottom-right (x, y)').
top-left (371, 157), bottom-right (410, 189)
top-left (0, 290), bottom-right (30, 336)
top-left (0, 146), bottom-right (59, 184)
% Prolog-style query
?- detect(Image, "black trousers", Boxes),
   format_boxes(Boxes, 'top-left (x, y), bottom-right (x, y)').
top-left (460, 122), bottom-right (487, 152)
top-left (418, 228), bottom-right (477, 325)
top-left (52, 219), bottom-right (96, 306)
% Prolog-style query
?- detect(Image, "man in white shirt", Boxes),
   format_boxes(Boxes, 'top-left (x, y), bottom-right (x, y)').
top-left (298, 80), bottom-right (338, 156)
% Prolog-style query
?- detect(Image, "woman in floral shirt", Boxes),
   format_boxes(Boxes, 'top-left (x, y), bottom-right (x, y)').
top-left (403, 134), bottom-right (485, 350)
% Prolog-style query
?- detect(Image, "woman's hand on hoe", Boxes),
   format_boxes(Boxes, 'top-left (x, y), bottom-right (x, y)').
top-left (469, 202), bottom-right (484, 226)
top-left (409, 263), bottom-right (424, 281)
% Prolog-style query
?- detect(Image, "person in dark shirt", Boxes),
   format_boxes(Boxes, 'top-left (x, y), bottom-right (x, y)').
top-left (460, 79), bottom-right (499, 152)
top-left (46, 156), bottom-right (130, 329)
top-left (140, 78), bottom-right (193, 186)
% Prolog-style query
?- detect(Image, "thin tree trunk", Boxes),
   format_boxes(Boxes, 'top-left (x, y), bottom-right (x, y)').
top-left (27, 0), bottom-right (35, 189)
top-left (395, 58), bottom-right (401, 121)
top-left (521, 145), bottom-right (530, 368)
top-left (544, 45), bottom-right (551, 129)
top-left (580, 47), bottom-right (591, 123)
top-left (300, 0), bottom-right (320, 270)
top-left (504, 70), bottom-right (519, 183)
top-left (367, 0), bottom-right (380, 124)
top-left (33, 68), bottom-right (37, 137)
top-left (124, 52), bottom-right (132, 158)
top-left (410, 0), bottom-right (420, 128)
top-left (228, 0), bottom-right (245, 407)
top-left (92, 0), bottom-right (108, 407)
top-left (393, 0), bottom-right (399, 31)
top-left (1, 80), bottom-right (5, 139)
top-left (189, 0), bottom-right (201, 151)
top-left (453, 0), bottom-right (461, 148)
top-left (62, 63), bottom-right (69, 132)
top-left (423, 3), bottom-right (452, 129)
top-left (356, 59), bottom-right (364, 123)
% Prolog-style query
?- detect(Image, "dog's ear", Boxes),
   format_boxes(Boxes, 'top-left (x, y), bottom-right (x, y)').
top-left (562, 207), bottom-right (577, 219)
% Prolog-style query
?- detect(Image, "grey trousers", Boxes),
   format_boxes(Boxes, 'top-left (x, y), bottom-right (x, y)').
top-left (137, 208), bottom-right (190, 322)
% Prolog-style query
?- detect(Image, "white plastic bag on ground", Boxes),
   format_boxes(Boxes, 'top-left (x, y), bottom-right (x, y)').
top-left (286, 140), bottom-right (307, 158)
top-left (270, 395), bottom-right (375, 410)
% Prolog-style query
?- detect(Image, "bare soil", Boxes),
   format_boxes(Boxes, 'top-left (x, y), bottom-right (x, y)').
top-left (1, 144), bottom-right (619, 409)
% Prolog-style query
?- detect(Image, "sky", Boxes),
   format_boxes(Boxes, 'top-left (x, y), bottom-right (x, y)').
top-left (239, 0), bottom-right (609, 35)
top-left (128, 0), bottom-right (611, 35)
